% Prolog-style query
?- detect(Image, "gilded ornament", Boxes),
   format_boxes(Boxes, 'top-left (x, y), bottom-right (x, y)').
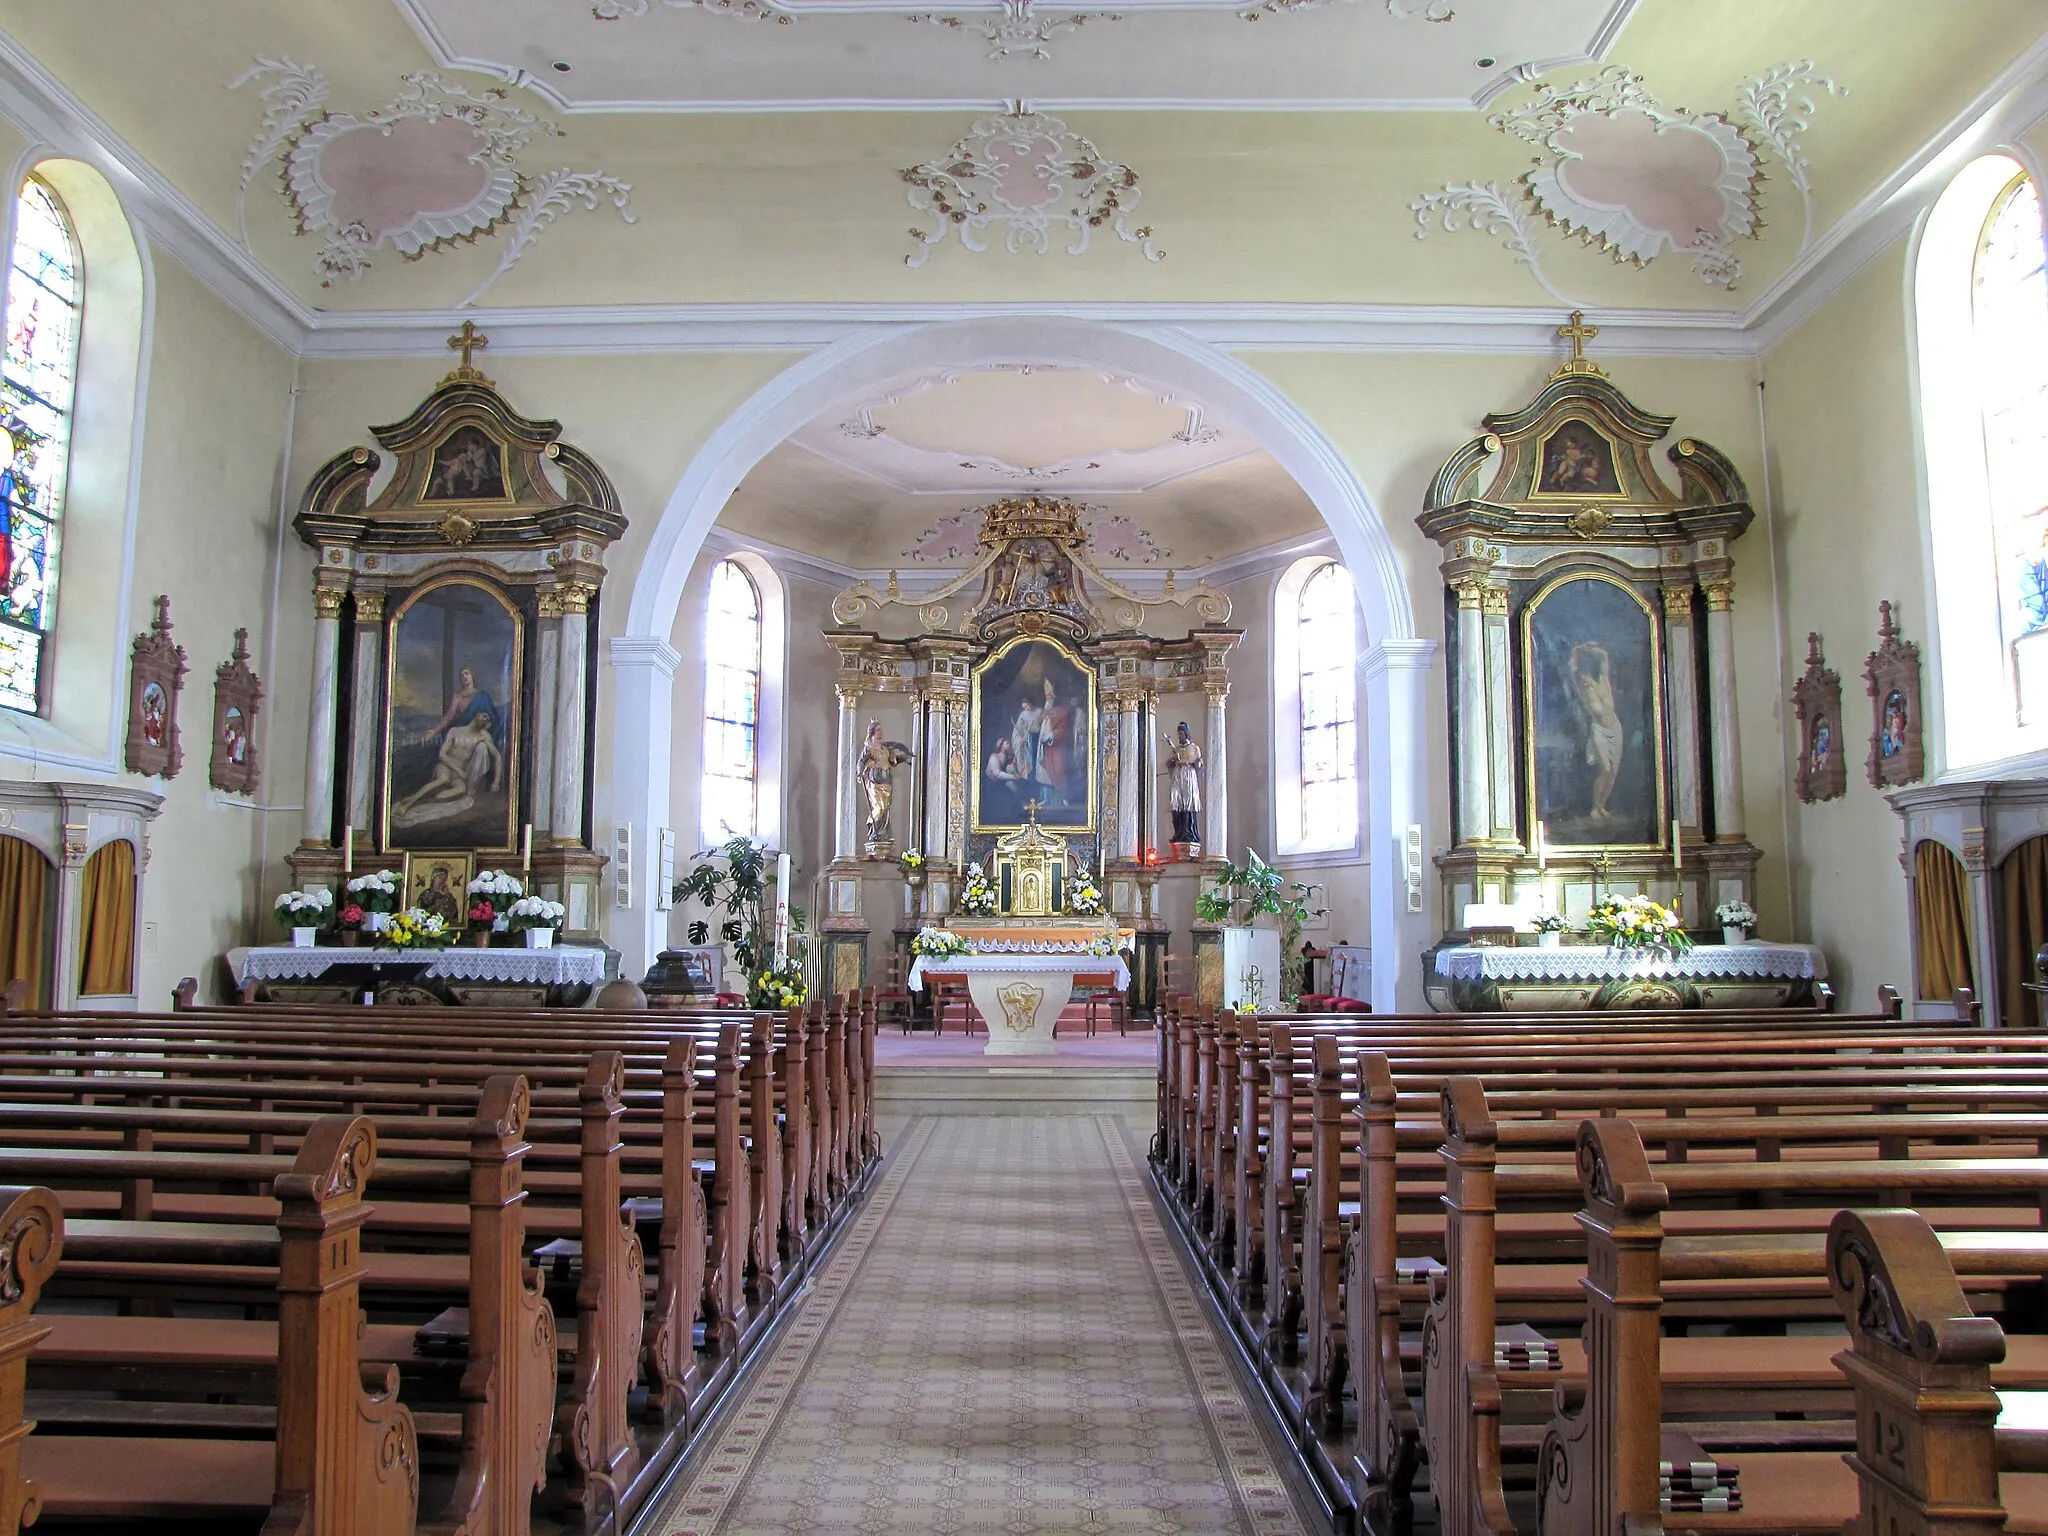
top-left (536, 589), bottom-right (565, 621)
top-left (313, 585), bottom-right (348, 620)
top-left (1702, 580), bottom-right (1734, 613)
top-left (438, 512), bottom-right (479, 547)
top-left (1451, 579), bottom-right (1484, 610)
top-left (1568, 505), bottom-right (1614, 539)
top-left (1660, 585), bottom-right (1695, 620)
top-left (996, 980), bottom-right (1045, 1033)
top-left (556, 580), bottom-right (598, 615)
top-left (354, 591), bottom-right (386, 623)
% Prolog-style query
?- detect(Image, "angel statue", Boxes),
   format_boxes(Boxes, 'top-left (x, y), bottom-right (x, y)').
top-left (859, 720), bottom-right (914, 857)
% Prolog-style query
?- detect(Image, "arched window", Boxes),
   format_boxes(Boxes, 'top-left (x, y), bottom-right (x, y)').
top-left (1918, 154), bottom-right (2048, 766)
top-left (0, 179), bottom-right (80, 715)
top-left (1273, 556), bottom-right (1360, 854)
top-left (701, 558), bottom-right (763, 846)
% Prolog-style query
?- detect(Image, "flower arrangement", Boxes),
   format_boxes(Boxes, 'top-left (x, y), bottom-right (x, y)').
top-left (751, 958), bottom-right (807, 1010)
top-left (337, 901), bottom-right (368, 932)
top-left (1587, 895), bottom-right (1692, 954)
top-left (899, 850), bottom-right (927, 876)
top-left (468, 869), bottom-right (523, 901)
top-left (1067, 877), bottom-right (1105, 917)
top-left (959, 861), bottom-right (999, 918)
top-left (345, 869), bottom-right (402, 913)
top-left (273, 888), bottom-right (333, 935)
top-left (1083, 930), bottom-right (1122, 957)
top-left (1714, 900), bottom-right (1757, 931)
top-left (1532, 912), bottom-right (1569, 934)
top-left (382, 907), bottom-right (450, 950)
top-left (911, 926), bottom-right (973, 960)
top-left (506, 896), bottom-right (565, 933)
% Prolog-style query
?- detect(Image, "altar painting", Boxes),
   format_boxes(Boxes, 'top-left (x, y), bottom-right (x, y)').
top-left (971, 636), bottom-right (1097, 832)
top-left (1532, 419), bottom-right (1623, 498)
top-left (384, 578), bottom-right (521, 851)
top-left (1523, 574), bottom-right (1665, 848)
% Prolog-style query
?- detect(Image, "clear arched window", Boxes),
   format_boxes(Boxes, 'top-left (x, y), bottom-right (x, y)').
top-left (701, 558), bottom-right (763, 846)
top-left (0, 180), bottom-right (80, 715)
top-left (1295, 560), bottom-right (1359, 846)
top-left (1974, 172), bottom-right (2048, 718)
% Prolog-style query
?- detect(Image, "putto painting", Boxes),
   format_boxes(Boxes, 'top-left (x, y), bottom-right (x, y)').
top-left (971, 636), bottom-right (1096, 832)
top-left (384, 579), bottom-right (521, 851)
top-left (424, 425), bottom-right (507, 502)
top-left (1523, 575), bottom-right (1665, 847)
top-left (1534, 420), bottom-right (1623, 498)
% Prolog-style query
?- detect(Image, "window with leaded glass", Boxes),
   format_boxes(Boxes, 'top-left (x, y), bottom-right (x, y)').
top-left (702, 558), bottom-right (762, 846)
top-left (1973, 171), bottom-right (2048, 721)
top-left (1297, 561), bottom-right (1358, 844)
top-left (0, 178), bottom-right (79, 714)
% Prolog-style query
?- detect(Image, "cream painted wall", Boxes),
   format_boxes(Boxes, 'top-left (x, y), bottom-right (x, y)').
top-left (1759, 241), bottom-right (1926, 1012)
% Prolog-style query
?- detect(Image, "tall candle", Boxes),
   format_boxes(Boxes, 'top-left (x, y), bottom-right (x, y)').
top-left (521, 823), bottom-right (532, 875)
top-left (774, 852), bottom-right (792, 969)
top-left (342, 825), bottom-right (352, 877)
top-left (1672, 819), bottom-right (1682, 875)
top-left (1535, 820), bottom-right (1547, 872)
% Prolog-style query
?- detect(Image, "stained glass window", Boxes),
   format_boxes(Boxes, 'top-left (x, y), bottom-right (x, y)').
top-left (1297, 561), bottom-right (1358, 844)
top-left (702, 559), bottom-right (762, 847)
top-left (1973, 173), bottom-right (2048, 719)
top-left (0, 179), bottom-right (79, 714)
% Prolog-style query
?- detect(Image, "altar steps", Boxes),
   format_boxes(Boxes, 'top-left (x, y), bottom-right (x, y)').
top-left (873, 1064), bottom-right (1152, 1117)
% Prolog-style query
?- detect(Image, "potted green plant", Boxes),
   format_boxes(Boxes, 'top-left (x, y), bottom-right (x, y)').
top-left (273, 888), bottom-right (333, 948)
top-left (506, 896), bottom-right (565, 948)
top-left (674, 836), bottom-right (810, 1007)
top-left (1194, 851), bottom-right (1326, 1008)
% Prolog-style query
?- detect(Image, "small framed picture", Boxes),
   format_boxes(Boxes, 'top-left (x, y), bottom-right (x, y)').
top-left (125, 595), bottom-right (188, 780)
top-left (1792, 632), bottom-right (1847, 804)
top-left (1864, 600), bottom-right (1925, 790)
top-left (208, 628), bottom-right (263, 797)
top-left (402, 851), bottom-right (475, 927)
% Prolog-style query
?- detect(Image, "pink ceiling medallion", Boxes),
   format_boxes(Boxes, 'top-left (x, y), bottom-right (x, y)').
top-left (1412, 61), bottom-right (1841, 296)
top-left (901, 109), bottom-right (1161, 268)
top-left (232, 60), bottom-right (635, 303)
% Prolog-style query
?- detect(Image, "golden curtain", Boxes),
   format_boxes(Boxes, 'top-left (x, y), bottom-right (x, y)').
top-left (0, 835), bottom-right (48, 1007)
top-left (78, 839), bottom-right (136, 997)
top-left (1914, 839), bottom-right (1975, 1002)
top-left (1998, 835), bottom-right (2048, 1028)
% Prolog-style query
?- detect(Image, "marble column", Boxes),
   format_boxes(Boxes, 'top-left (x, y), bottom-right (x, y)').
top-left (1117, 695), bottom-right (1141, 861)
top-left (1142, 692), bottom-right (1162, 860)
top-left (908, 692), bottom-right (928, 856)
top-left (1481, 584), bottom-right (1516, 842)
top-left (834, 684), bottom-right (861, 861)
top-left (551, 584), bottom-right (593, 846)
top-left (301, 584), bottom-right (345, 847)
top-left (1451, 581), bottom-right (1489, 846)
top-left (923, 698), bottom-right (950, 868)
top-left (531, 589), bottom-right (562, 837)
top-left (344, 591), bottom-right (384, 833)
top-left (1703, 579), bottom-right (1744, 838)
top-left (945, 697), bottom-right (969, 866)
top-left (1204, 683), bottom-right (1230, 857)
top-left (1663, 584), bottom-right (1703, 833)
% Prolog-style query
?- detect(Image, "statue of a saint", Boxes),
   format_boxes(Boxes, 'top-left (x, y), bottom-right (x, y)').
top-left (1163, 721), bottom-right (1204, 850)
top-left (858, 720), bottom-right (913, 855)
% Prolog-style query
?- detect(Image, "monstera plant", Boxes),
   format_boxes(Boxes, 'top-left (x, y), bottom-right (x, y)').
top-left (674, 836), bottom-right (809, 1008)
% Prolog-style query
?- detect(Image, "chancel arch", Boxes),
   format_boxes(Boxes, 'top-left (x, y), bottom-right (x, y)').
top-left (613, 317), bottom-right (1435, 1010)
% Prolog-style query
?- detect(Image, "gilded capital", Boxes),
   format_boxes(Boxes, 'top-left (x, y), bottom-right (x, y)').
top-left (1661, 585), bottom-right (1696, 621)
top-left (312, 585), bottom-right (347, 620)
top-left (1203, 681), bottom-right (1230, 705)
top-left (353, 590), bottom-right (386, 623)
top-left (1479, 585), bottom-right (1510, 618)
top-left (1702, 580), bottom-right (1734, 613)
top-left (836, 683), bottom-right (864, 709)
top-left (556, 580), bottom-right (598, 616)
top-left (1451, 579), bottom-right (1484, 611)
top-left (536, 588), bottom-right (565, 621)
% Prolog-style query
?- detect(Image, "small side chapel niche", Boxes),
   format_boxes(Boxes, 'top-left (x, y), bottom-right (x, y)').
top-left (1421, 312), bottom-right (1763, 936)
top-left (1793, 633), bottom-right (1848, 805)
top-left (284, 326), bottom-right (627, 938)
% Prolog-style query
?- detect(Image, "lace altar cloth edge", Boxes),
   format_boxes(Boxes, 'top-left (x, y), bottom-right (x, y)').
top-left (1434, 942), bottom-right (1826, 983)
top-left (239, 944), bottom-right (609, 986)
top-left (908, 954), bottom-right (1132, 993)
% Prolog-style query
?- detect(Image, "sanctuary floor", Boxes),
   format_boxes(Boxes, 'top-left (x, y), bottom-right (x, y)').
top-left (873, 1029), bottom-right (1157, 1070)
top-left (641, 1109), bottom-right (1318, 1536)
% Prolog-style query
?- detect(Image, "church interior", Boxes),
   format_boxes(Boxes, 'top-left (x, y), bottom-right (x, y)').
top-left (0, 1), bottom-right (2044, 1532)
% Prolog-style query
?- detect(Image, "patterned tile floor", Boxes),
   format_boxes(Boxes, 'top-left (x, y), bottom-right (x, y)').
top-left (646, 1114), bottom-right (1313, 1536)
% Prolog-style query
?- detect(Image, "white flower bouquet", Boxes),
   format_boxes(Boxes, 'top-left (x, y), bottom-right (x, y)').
top-left (1067, 878), bottom-right (1105, 916)
top-left (959, 862), bottom-right (999, 918)
top-left (468, 869), bottom-right (523, 899)
top-left (506, 895), bottom-right (566, 933)
top-left (1587, 895), bottom-right (1692, 954)
top-left (1714, 900), bottom-right (1757, 930)
top-left (911, 926), bottom-right (973, 959)
top-left (273, 887), bottom-right (333, 936)
top-left (345, 869), bottom-right (402, 913)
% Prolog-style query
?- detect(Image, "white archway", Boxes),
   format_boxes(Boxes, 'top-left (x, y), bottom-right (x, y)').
top-left (610, 317), bottom-right (1438, 1010)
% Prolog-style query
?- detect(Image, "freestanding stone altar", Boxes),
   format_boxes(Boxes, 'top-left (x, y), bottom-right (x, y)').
top-left (815, 495), bottom-right (1240, 1011)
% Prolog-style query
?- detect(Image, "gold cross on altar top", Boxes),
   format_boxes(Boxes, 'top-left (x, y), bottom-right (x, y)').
top-left (443, 321), bottom-right (494, 386)
top-left (1023, 797), bottom-right (1042, 823)
top-left (1553, 310), bottom-right (1607, 379)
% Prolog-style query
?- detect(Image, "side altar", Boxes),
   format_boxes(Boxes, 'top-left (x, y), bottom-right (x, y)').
top-left (814, 495), bottom-right (1241, 1013)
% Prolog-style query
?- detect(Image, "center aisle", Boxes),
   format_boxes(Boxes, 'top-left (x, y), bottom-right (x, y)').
top-left (645, 1113), bottom-right (1314, 1536)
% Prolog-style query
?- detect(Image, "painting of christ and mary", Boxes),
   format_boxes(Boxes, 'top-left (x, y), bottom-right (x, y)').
top-left (973, 638), bottom-right (1095, 832)
top-left (384, 579), bottom-right (521, 851)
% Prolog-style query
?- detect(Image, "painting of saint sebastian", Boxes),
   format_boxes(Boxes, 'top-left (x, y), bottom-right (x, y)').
top-left (1525, 576), bottom-right (1664, 848)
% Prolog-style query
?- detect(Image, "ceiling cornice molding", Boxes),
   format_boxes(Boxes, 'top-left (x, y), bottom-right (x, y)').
top-left (0, 27), bottom-right (312, 354)
top-left (702, 525), bottom-right (864, 590)
top-left (1741, 22), bottom-right (2048, 353)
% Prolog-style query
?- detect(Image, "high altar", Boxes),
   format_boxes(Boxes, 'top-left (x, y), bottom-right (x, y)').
top-left (817, 495), bottom-right (1241, 1007)
top-left (1420, 317), bottom-right (1814, 1011)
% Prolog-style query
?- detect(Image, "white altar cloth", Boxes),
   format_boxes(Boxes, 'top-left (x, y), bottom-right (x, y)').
top-left (1433, 942), bottom-right (1826, 983)
top-left (238, 944), bottom-right (609, 988)
top-left (908, 953), bottom-right (1130, 1055)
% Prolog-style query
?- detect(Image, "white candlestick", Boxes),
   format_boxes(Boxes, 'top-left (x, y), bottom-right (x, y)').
top-left (1535, 820), bottom-right (1547, 872)
top-left (521, 823), bottom-right (532, 875)
top-left (1672, 818), bottom-right (1682, 875)
top-left (774, 852), bottom-right (792, 968)
top-left (342, 825), bottom-right (352, 877)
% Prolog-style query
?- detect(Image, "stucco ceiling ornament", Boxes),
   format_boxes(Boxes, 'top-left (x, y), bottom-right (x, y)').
top-left (1242, 0), bottom-right (1450, 22)
top-left (231, 61), bottom-right (635, 303)
top-left (907, 1), bottom-right (1122, 63)
top-left (901, 509), bottom-right (1170, 564)
top-left (593, 0), bottom-right (790, 21)
top-left (1411, 60), bottom-right (1841, 295)
top-left (902, 108), bottom-right (1161, 268)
